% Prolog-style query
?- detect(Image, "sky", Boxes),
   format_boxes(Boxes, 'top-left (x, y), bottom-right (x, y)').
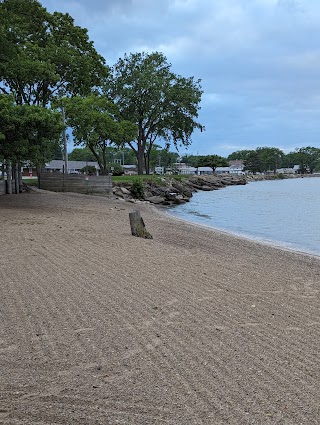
top-left (41, 0), bottom-right (320, 157)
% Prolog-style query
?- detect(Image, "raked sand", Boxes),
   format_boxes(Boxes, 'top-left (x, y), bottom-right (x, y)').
top-left (0, 190), bottom-right (319, 424)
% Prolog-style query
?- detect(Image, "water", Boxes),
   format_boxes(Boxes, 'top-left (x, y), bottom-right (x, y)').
top-left (168, 177), bottom-right (320, 257)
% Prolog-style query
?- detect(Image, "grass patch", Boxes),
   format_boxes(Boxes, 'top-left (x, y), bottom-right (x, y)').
top-left (112, 174), bottom-right (190, 184)
top-left (23, 178), bottom-right (38, 186)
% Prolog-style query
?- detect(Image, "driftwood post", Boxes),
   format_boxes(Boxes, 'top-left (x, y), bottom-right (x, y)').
top-left (129, 210), bottom-right (153, 239)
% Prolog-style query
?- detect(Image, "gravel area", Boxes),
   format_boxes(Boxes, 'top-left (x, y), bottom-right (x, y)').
top-left (0, 191), bottom-right (319, 424)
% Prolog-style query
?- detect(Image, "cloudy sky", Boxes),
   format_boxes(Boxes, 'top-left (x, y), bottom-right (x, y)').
top-left (41, 0), bottom-right (320, 157)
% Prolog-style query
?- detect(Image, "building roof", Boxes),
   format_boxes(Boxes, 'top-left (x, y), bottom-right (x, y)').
top-left (45, 160), bottom-right (100, 170)
top-left (197, 167), bottom-right (213, 171)
top-left (215, 167), bottom-right (230, 172)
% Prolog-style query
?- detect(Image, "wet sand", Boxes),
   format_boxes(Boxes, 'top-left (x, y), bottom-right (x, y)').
top-left (0, 191), bottom-right (319, 424)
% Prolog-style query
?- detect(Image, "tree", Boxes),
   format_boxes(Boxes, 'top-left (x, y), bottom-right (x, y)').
top-left (62, 95), bottom-right (137, 174)
top-left (256, 147), bottom-right (284, 174)
top-left (148, 145), bottom-right (179, 171)
top-left (243, 150), bottom-right (263, 174)
top-left (282, 151), bottom-right (300, 168)
top-left (69, 147), bottom-right (97, 162)
top-left (197, 155), bottom-right (228, 171)
top-left (0, 95), bottom-right (63, 161)
top-left (0, 0), bottom-right (107, 106)
top-left (0, 94), bottom-right (63, 192)
top-left (227, 150), bottom-right (252, 161)
top-left (181, 154), bottom-right (228, 170)
top-left (294, 147), bottom-right (320, 174)
top-left (107, 52), bottom-right (204, 174)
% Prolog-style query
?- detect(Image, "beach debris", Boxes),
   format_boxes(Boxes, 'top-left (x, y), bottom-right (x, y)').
top-left (129, 210), bottom-right (153, 239)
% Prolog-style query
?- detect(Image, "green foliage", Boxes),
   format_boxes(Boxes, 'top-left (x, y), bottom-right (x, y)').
top-left (80, 165), bottom-right (96, 175)
top-left (61, 94), bottom-right (137, 174)
top-left (243, 150), bottom-right (263, 174)
top-left (228, 147), bottom-right (284, 173)
top-left (256, 147), bottom-right (284, 173)
top-left (69, 147), bottom-right (96, 162)
top-left (22, 178), bottom-right (38, 186)
top-left (145, 143), bottom-right (179, 171)
top-left (0, 95), bottom-right (63, 166)
top-left (107, 51), bottom-right (204, 174)
top-left (108, 162), bottom-right (123, 176)
top-left (130, 178), bottom-right (145, 199)
top-left (0, 0), bottom-right (107, 106)
top-left (227, 150), bottom-right (252, 161)
top-left (293, 147), bottom-right (320, 174)
top-left (181, 154), bottom-right (228, 170)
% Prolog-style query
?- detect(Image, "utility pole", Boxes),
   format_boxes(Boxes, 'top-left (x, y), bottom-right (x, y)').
top-left (62, 107), bottom-right (68, 174)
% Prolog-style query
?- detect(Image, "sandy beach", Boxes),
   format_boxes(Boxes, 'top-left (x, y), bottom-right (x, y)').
top-left (0, 190), bottom-right (319, 424)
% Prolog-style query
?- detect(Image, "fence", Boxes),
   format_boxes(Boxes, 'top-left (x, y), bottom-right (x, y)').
top-left (39, 173), bottom-right (113, 196)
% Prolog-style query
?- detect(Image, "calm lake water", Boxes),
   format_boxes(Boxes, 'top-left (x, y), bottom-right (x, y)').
top-left (168, 177), bottom-right (320, 257)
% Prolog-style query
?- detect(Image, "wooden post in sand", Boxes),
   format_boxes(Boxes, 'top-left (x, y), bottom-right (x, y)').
top-left (129, 210), bottom-right (153, 239)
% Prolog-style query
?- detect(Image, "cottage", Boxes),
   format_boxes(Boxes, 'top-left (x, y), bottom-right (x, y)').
top-left (44, 160), bottom-right (100, 175)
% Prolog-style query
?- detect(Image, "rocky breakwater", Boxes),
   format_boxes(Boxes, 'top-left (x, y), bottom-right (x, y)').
top-left (113, 174), bottom-right (246, 206)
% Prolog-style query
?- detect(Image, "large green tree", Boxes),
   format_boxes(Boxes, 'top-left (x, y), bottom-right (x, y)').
top-left (62, 95), bottom-right (137, 174)
top-left (0, 95), bottom-right (63, 192)
top-left (0, 0), bottom-right (107, 106)
top-left (0, 95), bottom-right (63, 162)
top-left (181, 154), bottom-right (228, 170)
top-left (256, 147), bottom-right (284, 174)
top-left (294, 147), bottom-right (320, 174)
top-left (148, 145), bottom-right (179, 171)
top-left (106, 52), bottom-right (204, 174)
top-left (227, 150), bottom-right (252, 161)
top-left (243, 150), bottom-right (264, 174)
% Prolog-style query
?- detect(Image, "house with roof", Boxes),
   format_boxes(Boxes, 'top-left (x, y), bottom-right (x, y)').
top-left (197, 167), bottom-right (213, 175)
top-left (44, 160), bottom-right (100, 175)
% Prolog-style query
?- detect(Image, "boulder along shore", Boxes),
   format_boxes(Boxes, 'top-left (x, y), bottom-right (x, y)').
top-left (112, 173), bottom-right (304, 205)
top-left (0, 190), bottom-right (319, 424)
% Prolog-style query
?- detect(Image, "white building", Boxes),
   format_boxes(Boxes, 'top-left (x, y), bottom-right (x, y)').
top-left (197, 167), bottom-right (213, 175)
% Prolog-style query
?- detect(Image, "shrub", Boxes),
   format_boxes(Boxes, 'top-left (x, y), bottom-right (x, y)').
top-left (108, 163), bottom-right (124, 176)
top-left (81, 165), bottom-right (97, 175)
top-left (130, 179), bottom-right (145, 198)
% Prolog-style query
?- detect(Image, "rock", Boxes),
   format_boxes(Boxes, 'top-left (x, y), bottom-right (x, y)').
top-left (200, 185), bottom-right (214, 191)
top-left (146, 195), bottom-right (165, 204)
top-left (120, 187), bottom-right (131, 195)
top-left (165, 192), bottom-right (179, 201)
top-left (114, 189), bottom-right (125, 198)
top-left (143, 190), bottom-right (153, 199)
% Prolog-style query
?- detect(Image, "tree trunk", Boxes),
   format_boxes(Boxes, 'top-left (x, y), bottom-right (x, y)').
top-left (18, 163), bottom-right (23, 192)
top-left (137, 145), bottom-right (144, 175)
top-left (144, 153), bottom-right (149, 175)
top-left (137, 125), bottom-right (145, 175)
top-left (14, 163), bottom-right (19, 194)
top-left (6, 161), bottom-right (12, 194)
top-left (129, 210), bottom-right (153, 239)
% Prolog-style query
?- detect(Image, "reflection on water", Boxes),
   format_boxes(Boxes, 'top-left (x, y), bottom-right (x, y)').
top-left (187, 210), bottom-right (212, 219)
top-left (168, 177), bottom-right (320, 256)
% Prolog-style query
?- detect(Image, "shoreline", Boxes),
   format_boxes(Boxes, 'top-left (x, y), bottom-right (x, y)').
top-left (1, 191), bottom-right (320, 424)
top-left (161, 176), bottom-right (320, 260)
top-left (162, 206), bottom-right (320, 260)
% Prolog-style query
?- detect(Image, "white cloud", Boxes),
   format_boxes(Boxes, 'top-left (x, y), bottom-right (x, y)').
top-left (40, 0), bottom-right (320, 155)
